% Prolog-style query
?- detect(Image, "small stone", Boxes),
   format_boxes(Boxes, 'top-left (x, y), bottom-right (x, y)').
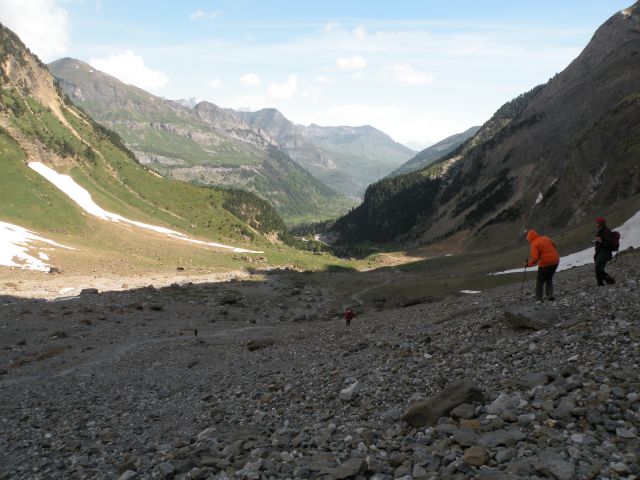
top-left (479, 429), bottom-right (525, 448)
top-left (463, 446), bottom-right (489, 466)
top-left (451, 403), bottom-right (477, 419)
top-left (156, 462), bottom-right (175, 480)
top-left (610, 462), bottom-right (630, 474)
top-left (616, 428), bottom-right (637, 439)
top-left (339, 381), bottom-right (361, 401)
top-left (329, 457), bottom-right (363, 479)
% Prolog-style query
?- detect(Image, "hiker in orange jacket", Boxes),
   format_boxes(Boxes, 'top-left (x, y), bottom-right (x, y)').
top-left (526, 229), bottom-right (560, 302)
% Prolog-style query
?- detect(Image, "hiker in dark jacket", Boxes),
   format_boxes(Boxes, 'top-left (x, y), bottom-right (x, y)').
top-left (594, 217), bottom-right (616, 286)
top-left (344, 307), bottom-right (355, 326)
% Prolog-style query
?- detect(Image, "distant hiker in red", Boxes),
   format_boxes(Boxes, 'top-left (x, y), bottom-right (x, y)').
top-left (344, 307), bottom-right (355, 326)
top-left (526, 229), bottom-right (560, 302)
top-left (594, 217), bottom-right (616, 286)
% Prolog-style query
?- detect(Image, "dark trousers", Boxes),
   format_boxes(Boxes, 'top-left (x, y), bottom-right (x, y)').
top-left (595, 249), bottom-right (615, 285)
top-left (536, 264), bottom-right (558, 300)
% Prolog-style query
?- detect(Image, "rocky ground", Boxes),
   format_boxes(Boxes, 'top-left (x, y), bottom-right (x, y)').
top-left (0, 249), bottom-right (638, 480)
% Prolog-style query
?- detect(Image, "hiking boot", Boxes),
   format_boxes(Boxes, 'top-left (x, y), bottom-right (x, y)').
top-left (605, 277), bottom-right (615, 284)
top-left (547, 296), bottom-right (555, 301)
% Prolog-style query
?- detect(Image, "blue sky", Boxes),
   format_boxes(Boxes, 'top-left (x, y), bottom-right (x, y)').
top-left (0, 0), bottom-right (632, 146)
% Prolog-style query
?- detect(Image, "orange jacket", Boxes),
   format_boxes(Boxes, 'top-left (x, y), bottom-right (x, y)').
top-left (527, 230), bottom-right (560, 267)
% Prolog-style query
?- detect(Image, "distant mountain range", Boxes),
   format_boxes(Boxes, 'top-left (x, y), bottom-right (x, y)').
top-left (49, 58), bottom-right (415, 216)
top-left (48, 58), bottom-right (355, 221)
top-left (388, 126), bottom-right (480, 178)
top-left (234, 109), bottom-right (415, 198)
top-left (333, 4), bottom-right (640, 248)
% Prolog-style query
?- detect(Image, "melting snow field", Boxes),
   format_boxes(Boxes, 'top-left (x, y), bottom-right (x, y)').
top-left (0, 221), bottom-right (74, 271)
top-left (28, 162), bottom-right (262, 254)
top-left (493, 209), bottom-right (640, 275)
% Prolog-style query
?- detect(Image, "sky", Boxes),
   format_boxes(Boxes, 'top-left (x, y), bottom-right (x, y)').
top-left (0, 0), bottom-right (633, 146)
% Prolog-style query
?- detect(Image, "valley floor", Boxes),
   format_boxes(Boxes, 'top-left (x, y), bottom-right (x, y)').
top-left (0, 249), bottom-right (639, 479)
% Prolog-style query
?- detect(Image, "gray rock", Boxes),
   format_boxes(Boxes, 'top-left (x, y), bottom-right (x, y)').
top-left (504, 303), bottom-right (556, 329)
top-left (517, 371), bottom-right (551, 389)
top-left (402, 379), bottom-right (483, 427)
top-left (156, 462), bottom-right (175, 480)
top-left (329, 457), bottom-right (363, 479)
top-left (339, 381), bottom-right (361, 402)
top-left (551, 397), bottom-right (575, 419)
top-left (451, 402), bottom-right (477, 419)
top-left (486, 392), bottom-right (524, 415)
top-left (452, 428), bottom-right (479, 447)
top-left (479, 428), bottom-right (526, 448)
top-left (535, 448), bottom-right (575, 480)
top-left (495, 448), bottom-right (516, 464)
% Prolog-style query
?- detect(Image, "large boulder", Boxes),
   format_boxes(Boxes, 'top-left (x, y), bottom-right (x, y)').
top-left (401, 379), bottom-right (483, 427)
top-left (504, 304), bottom-right (557, 330)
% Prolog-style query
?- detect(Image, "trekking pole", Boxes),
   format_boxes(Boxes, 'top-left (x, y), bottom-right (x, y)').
top-left (519, 263), bottom-right (528, 302)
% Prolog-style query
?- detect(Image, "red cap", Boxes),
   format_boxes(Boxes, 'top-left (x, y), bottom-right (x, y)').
top-left (595, 217), bottom-right (606, 224)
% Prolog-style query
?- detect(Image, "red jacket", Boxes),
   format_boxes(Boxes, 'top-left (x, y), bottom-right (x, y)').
top-left (527, 230), bottom-right (560, 267)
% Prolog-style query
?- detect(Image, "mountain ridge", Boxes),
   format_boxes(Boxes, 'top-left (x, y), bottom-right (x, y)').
top-left (48, 57), bottom-right (355, 221)
top-left (387, 126), bottom-right (480, 178)
top-left (235, 108), bottom-right (415, 198)
top-left (333, 6), bottom-right (640, 248)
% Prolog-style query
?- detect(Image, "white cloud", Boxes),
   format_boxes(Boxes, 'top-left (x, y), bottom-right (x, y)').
top-left (267, 74), bottom-right (298, 99)
top-left (392, 64), bottom-right (434, 86)
top-left (324, 21), bottom-right (339, 33)
top-left (353, 25), bottom-right (367, 40)
top-left (0, 0), bottom-right (69, 61)
top-left (189, 9), bottom-right (221, 20)
top-left (240, 73), bottom-right (261, 86)
top-left (208, 77), bottom-right (222, 88)
top-left (90, 50), bottom-right (169, 89)
top-left (336, 56), bottom-right (367, 71)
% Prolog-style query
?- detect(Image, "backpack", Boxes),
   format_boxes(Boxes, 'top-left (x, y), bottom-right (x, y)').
top-left (610, 230), bottom-right (621, 252)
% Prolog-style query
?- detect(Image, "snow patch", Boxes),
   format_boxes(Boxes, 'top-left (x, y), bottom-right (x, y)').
top-left (0, 221), bottom-right (74, 271)
top-left (535, 193), bottom-right (543, 205)
top-left (492, 209), bottom-right (640, 275)
top-left (28, 162), bottom-right (261, 254)
top-left (460, 290), bottom-right (481, 294)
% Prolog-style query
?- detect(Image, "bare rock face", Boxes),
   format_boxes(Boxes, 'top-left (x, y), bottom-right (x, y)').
top-left (401, 379), bottom-right (483, 427)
